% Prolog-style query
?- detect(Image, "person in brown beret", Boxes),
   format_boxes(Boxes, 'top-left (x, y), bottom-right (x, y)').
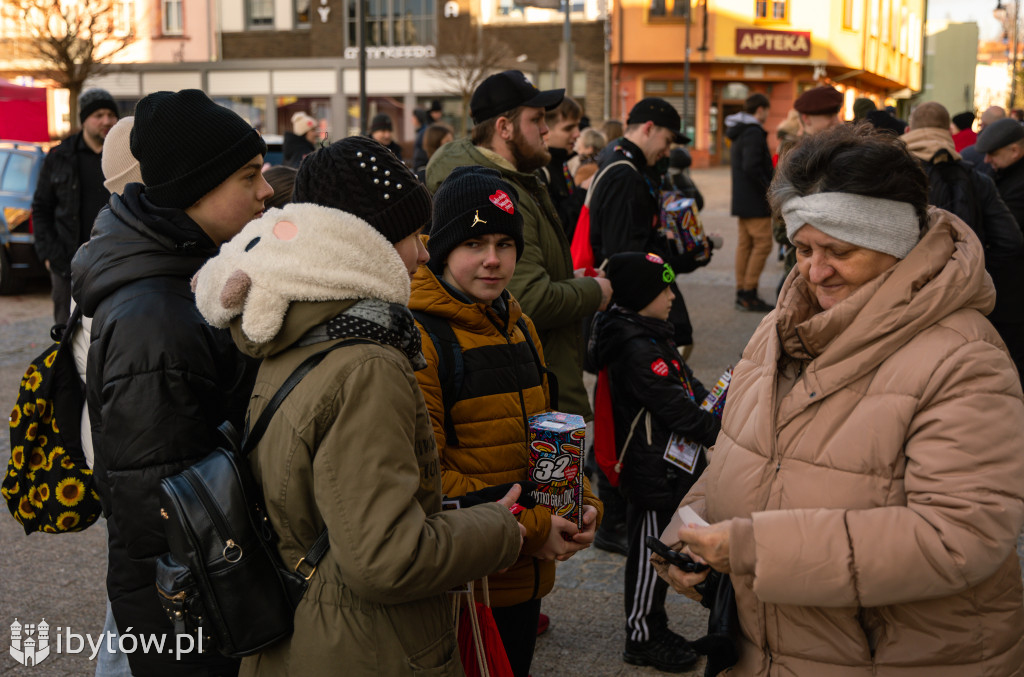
top-left (793, 85), bottom-right (843, 135)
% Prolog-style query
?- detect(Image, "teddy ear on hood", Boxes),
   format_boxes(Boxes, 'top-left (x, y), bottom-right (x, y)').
top-left (193, 202), bottom-right (412, 343)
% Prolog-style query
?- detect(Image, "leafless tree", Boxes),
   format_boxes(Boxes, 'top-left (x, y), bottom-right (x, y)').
top-left (0, 0), bottom-right (136, 127)
top-left (432, 19), bottom-right (513, 136)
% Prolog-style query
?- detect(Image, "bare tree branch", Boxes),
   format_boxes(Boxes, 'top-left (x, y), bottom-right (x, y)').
top-left (1, 0), bottom-right (136, 127)
top-left (432, 19), bottom-right (513, 135)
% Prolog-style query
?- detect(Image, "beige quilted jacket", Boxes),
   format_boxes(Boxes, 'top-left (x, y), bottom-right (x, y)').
top-left (684, 208), bottom-right (1024, 676)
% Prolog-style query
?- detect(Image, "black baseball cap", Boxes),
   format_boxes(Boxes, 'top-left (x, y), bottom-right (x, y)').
top-left (627, 98), bottom-right (690, 144)
top-left (470, 70), bottom-right (564, 125)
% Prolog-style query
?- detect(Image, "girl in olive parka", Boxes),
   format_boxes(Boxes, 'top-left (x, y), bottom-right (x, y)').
top-left (194, 139), bottom-right (523, 676)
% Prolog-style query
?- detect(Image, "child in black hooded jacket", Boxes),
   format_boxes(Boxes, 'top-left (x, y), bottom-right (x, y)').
top-left (589, 251), bottom-right (720, 673)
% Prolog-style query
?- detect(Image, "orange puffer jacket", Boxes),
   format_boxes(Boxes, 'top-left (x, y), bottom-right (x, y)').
top-left (683, 209), bottom-right (1024, 676)
top-left (410, 266), bottom-right (602, 607)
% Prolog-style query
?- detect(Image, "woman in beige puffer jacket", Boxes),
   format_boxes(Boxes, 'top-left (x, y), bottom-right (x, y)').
top-left (668, 126), bottom-right (1024, 676)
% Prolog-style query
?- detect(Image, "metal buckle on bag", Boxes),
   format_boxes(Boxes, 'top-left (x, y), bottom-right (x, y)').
top-left (294, 557), bottom-right (317, 581)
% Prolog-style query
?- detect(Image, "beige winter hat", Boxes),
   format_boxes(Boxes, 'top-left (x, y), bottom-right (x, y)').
top-left (102, 116), bottom-right (143, 194)
top-left (291, 111), bottom-right (317, 136)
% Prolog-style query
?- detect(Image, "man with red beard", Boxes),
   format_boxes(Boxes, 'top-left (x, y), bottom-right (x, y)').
top-left (427, 70), bottom-right (612, 423)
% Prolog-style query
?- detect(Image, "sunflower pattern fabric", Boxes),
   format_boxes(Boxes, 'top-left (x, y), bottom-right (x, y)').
top-left (4, 320), bottom-right (101, 534)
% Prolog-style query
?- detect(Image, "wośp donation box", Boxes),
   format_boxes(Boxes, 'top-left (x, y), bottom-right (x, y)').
top-left (527, 412), bottom-right (585, 529)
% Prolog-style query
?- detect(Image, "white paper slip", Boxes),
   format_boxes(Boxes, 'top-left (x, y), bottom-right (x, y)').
top-left (677, 504), bottom-right (710, 528)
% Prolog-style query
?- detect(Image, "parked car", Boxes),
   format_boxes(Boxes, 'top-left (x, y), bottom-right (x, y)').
top-left (262, 134), bottom-right (284, 167)
top-left (0, 140), bottom-right (47, 294)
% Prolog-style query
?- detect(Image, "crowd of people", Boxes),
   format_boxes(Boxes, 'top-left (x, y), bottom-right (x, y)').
top-left (23, 71), bottom-right (1024, 677)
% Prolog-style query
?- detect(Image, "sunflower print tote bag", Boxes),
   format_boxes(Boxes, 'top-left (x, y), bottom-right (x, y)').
top-left (3, 310), bottom-right (100, 533)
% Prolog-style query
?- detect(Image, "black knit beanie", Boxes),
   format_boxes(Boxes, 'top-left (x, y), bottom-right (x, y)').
top-left (606, 252), bottom-right (675, 312)
top-left (951, 111), bottom-right (975, 132)
top-left (79, 88), bottom-right (118, 123)
top-left (292, 136), bottom-right (431, 243)
top-left (427, 166), bottom-right (525, 274)
top-left (130, 89), bottom-right (267, 209)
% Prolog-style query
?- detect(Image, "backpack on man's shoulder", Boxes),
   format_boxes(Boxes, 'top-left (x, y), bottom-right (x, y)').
top-left (3, 308), bottom-right (102, 534)
top-left (569, 159), bottom-right (636, 269)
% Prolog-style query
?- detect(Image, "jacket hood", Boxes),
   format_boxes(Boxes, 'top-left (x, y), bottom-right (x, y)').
top-left (589, 307), bottom-right (674, 369)
top-left (901, 127), bottom-right (961, 163)
top-left (193, 202), bottom-right (410, 347)
top-left (409, 264), bottom-right (523, 336)
top-left (71, 182), bottom-right (217, 317)
top-left (725, 112), bottom-right (763, 140)
top-left (775, 207), bottom-right (994, 394)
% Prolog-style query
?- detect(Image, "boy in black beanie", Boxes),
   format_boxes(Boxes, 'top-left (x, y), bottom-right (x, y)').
top-left (588, 251), bottom-right (720, 673)
top-left (410, 165), bottom-right (604, 677)
top-left (70, 89), bottom-right (272, 677)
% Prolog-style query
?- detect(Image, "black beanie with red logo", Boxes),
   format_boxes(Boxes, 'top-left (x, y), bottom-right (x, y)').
top-left (427, 166), bottom-right (525, 273)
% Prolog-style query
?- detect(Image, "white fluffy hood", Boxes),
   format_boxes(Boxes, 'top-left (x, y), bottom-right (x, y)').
top-left (193, 202), bottom-right (410, 343)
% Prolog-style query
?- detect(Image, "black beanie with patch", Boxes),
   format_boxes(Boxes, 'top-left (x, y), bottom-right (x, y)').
top-left (131, 89), bottom-right (267, 209)
top-left (605, 252), bottom-right (675, 312)
top-left (427, 166), bottom-right (525, 274)
top-left (292, 136), bottom-right (431, 243)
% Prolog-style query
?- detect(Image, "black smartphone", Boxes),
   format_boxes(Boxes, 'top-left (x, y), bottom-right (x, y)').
top-left (645, 535), bottom-right (710, 573)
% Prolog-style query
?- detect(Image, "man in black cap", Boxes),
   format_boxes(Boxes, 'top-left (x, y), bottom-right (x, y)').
top-left (32, 87), bottom-right (119, 325)
top-left (793, 85), bottom-right (843, 135)
top-left (961, 106), bottom-right (1007, 175)
top-left (588, 97), bottom-right (702, 339)
top-left (427, 69), bottom-right (611, 424)
top-left (71, 89), bottom-right (272, 677)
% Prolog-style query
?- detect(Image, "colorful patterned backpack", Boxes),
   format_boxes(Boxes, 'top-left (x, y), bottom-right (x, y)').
top-left (3, 309), bottom-right (101, 533)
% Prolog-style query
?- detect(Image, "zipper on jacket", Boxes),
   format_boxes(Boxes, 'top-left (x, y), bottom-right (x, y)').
top-left (182, 468), bottom-right (243, 563)
top-left (487, 313), bottom-right (532, 447)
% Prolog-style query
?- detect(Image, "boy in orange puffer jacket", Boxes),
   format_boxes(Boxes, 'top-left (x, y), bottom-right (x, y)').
top-left (410, 166), bottom-right (603, 677)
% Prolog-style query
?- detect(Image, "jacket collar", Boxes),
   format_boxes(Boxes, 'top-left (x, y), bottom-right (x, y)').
top-left (613, 137), bottom-right (648, 172)
top-left (774, 209), bottom-right (994, 403)
top-left (409, 264), bottom-right (523, 336)
top-left (901, 127), bottom-right (961, 163)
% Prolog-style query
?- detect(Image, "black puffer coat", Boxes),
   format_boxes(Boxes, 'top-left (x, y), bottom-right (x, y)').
top-left (71, 184), bottom-right (254, 677)
top-left (725, 113), bottom-right (772, 218)
top-left (283, 131), bottom-right (316, 168)
top-left (588, 308), bottom-right (719, 510)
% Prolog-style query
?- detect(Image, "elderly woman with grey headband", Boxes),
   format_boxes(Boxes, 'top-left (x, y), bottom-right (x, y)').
top-left (656, 125), bottom-right (1024, 677)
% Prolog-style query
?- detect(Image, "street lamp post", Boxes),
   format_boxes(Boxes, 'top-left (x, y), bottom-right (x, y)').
top-left (995, 0), bottom-right (1019, 110)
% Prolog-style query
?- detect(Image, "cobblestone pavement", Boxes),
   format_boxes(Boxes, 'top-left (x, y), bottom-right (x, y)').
top-left (1, 168), bottom-right (1022, 676)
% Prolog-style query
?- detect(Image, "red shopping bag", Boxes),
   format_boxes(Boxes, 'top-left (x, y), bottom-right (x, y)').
top-left (455, 578), bottom-right (513, 677)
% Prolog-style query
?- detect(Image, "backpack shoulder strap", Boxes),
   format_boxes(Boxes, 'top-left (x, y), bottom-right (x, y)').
top-left (411, 310), bottom-right (463, 447)
top-left (584, 159), bottom-right (637, 208)
top-left (515, 317), bottom-right (559, 411)
top-left (241, 338), bottom-right (374, 457)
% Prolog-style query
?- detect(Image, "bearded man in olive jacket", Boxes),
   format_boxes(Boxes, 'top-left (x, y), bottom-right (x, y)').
top-left (426, 70), bottom-right (612, 418)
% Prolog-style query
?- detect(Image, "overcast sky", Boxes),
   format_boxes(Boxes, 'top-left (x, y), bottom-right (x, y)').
top-left (928, 0), bottom-right (1004, 40)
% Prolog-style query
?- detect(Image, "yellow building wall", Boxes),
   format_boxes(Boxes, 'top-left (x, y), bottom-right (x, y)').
top-left (613, 0), bottom-right (922, 90)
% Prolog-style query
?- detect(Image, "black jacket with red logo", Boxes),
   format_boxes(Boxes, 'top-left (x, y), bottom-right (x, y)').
top-left (589, 307), bottom-right (720, 510)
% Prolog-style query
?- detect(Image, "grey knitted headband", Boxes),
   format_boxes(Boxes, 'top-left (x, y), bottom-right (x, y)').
top-left (782, 192), bottom-right (920, 259)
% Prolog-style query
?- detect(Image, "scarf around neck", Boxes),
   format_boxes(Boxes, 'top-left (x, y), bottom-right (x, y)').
top-left (298, 298), bottom-right (427, 370)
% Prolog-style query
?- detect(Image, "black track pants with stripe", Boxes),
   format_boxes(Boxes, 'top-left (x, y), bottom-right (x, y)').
top-left (624, 502), bottom-right (675, 642)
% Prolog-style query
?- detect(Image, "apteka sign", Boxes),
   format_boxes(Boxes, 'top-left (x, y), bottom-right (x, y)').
top-left (736, 28), bottom-right (811, 57)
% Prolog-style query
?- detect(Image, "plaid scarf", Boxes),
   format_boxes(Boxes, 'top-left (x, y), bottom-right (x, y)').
top-left (299, 299), bottom-right (426, 370)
